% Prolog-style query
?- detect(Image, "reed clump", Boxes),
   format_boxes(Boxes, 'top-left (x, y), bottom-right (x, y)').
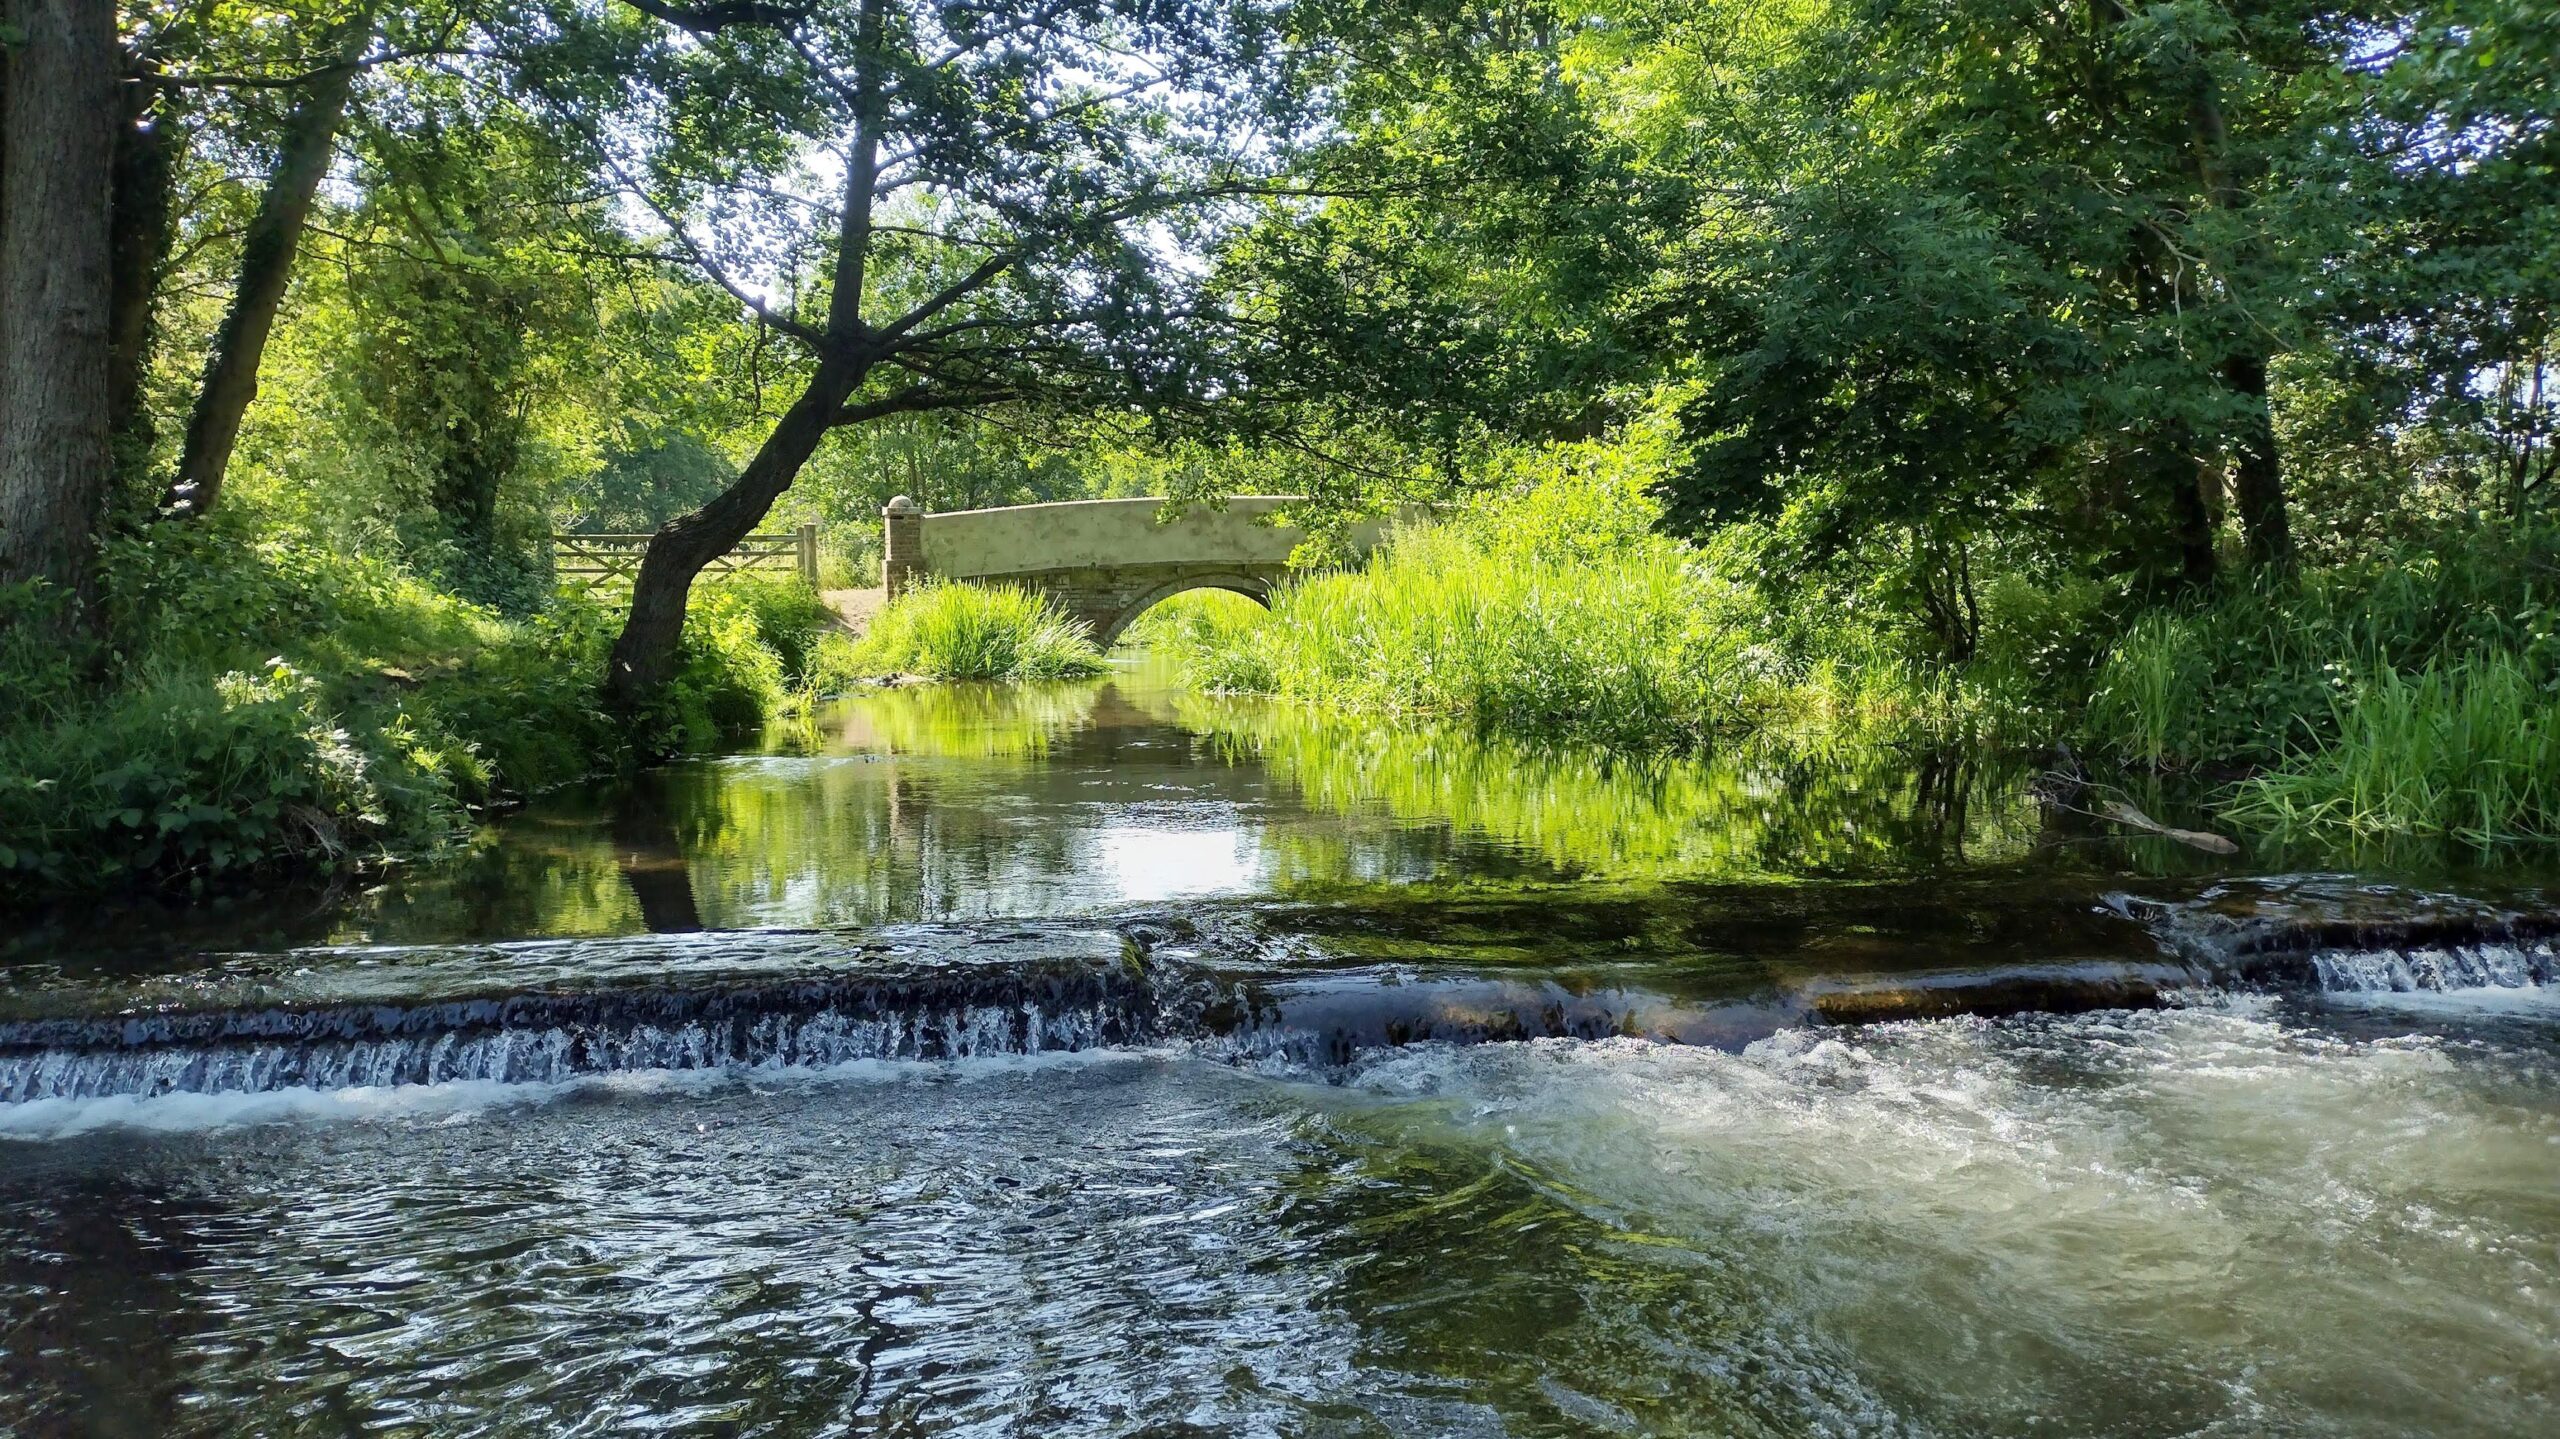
top-left (838, 580), bottom-right (1108, 682)
top-left (2085, 523), bottom-right (2560, 841)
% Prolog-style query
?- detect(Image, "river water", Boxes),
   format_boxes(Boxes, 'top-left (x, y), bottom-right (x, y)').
top-left (3, 665), bottom-right (2555, 1436)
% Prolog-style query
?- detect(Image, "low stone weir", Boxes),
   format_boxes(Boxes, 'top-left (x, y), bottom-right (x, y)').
top-left (2113, 876), bottom-right (2560, 998)
top-left (13, 879), bottom-right (2555, 1106)
top-left (0, 959), bottom-right (1177, 1103)
top-left (0, 933), bottom-right (2200, 1104)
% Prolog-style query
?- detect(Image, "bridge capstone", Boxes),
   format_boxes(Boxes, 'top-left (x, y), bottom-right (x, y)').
top-left (882, 496), bottom-right (1396, 644)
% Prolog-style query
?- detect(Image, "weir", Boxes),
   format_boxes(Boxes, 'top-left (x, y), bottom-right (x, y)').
top-left (8, 882), bottom-right (2552, 1106)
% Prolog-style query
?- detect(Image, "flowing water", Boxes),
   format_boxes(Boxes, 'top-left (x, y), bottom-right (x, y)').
top-left (3, 664), bottom-right (2556, 1436)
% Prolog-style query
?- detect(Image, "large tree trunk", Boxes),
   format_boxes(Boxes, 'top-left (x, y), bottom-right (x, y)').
top-left (108, 49), bottom-right (175, 481)
top-left (2188, 80), bottom-right (2293, 572)
top-left (162, 16), bottom-right (370, 519)
top-left (0, 0), bottom-right (119, 625)
top-left (2221, 352), bottom-right (2293, 569)
top-left (603, 361), bottom-right (859, 716)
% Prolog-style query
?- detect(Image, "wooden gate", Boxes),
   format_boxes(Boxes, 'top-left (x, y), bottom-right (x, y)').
top-left (553, 523), bottom-right (820, 593)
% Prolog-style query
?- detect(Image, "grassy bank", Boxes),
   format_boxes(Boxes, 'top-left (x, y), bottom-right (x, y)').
top-left (1142, 454), bottom-right (2560, 848)
top-left (1146, 456), bottom-right (1989, 756)
top-left (0, 516), bottom-right (832, 898)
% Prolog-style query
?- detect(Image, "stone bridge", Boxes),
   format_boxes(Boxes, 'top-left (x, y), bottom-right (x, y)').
top-left (881, 496), bottom-right (1396, 644)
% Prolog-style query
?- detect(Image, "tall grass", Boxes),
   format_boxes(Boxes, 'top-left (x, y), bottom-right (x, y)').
top-left (1142, 494), bottom-right (1987, 753)
top-left (2085, 522), bottom-right (2560, 842)
top-left (1163, 522), bottom-right (1772, 749)
top-left (2085, 523), bottom-right (2560, 770)
top-left (839, 580), bottom-right (1107, 682)
top-left (2224, 657), bottom-right (2560, 843)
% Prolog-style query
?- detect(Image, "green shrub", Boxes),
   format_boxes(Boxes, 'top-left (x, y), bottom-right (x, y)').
top-left (667, 584), bottom-right (793, 745)
top-left (707, 572), bottom-right (835, 685)
top-left (0, 582), bottom-right (93, 722)
top-left (0, 661), bottom-right (469, 887)
top-left (846, 580), bottom-right (1107, 681)
top-left (0, 524), bottom-right (827, 898)
top-left (2077, 521), bottom-right (2560, 844)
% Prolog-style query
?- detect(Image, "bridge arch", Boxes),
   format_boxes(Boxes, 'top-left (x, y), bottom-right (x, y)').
top-left (883, 496), bottom-right (1395, 646)
top-left (1100, 572), bottom-right (1274, 646)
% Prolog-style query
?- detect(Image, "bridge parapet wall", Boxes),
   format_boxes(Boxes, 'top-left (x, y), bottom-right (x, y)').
top-left (914, 496), bottom-right (1385, 578)
top-left (883, 495), bottom-right (1408, 641)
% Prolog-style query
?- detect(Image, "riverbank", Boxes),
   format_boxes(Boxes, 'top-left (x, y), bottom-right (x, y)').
top-left (0, 517), bottom-right (834, 900)
top-left (1136, 467), bottom-right (2560, 849)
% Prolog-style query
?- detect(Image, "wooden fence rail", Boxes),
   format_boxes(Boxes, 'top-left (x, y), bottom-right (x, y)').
top-left (553, 523), bottom-right (819, 593)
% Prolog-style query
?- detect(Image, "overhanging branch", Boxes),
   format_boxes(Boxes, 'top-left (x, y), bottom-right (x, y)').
top-left (833, 382), bottom-right (1018, 427)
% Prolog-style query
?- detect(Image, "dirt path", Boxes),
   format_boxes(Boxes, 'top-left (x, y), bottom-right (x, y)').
top-left (821, 587), bottom-right (886, 637)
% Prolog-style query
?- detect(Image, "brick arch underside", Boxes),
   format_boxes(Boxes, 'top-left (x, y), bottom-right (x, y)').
top-left (999, 565), bottom-right (1282, 646)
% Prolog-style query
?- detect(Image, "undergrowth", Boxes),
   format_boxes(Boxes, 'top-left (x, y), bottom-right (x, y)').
top-left (1144, 435), bottom-right (1990, 754)
top-left (2086, 523), bottom-right (2560, 841)
top-left (0, 514), bottom-right (832, 898)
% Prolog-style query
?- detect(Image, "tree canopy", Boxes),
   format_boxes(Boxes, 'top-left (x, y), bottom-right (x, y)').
top-left (0, 0), bottom-right (2550, 697)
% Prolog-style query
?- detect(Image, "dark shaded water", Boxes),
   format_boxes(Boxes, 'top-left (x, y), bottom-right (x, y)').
top-left (4, 665), bottom-right (2557, 1435)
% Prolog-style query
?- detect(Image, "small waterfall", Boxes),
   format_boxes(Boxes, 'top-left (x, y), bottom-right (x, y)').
top-left (2306, 942), bottom-right (2555, 996)
top-left (0, 964), bottom-right (1176, 1104)
top-left (2111, 878), bottom-right (2560, 1001)
top-left (0, 954), bottom-right (1815, 1105)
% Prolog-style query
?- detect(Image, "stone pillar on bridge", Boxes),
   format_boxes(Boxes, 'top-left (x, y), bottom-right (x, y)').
top-left (882, 495), bottom-right (924, 598)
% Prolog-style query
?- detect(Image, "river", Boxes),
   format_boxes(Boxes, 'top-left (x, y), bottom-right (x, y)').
top-left (2, 663), bottom-right (2555, 1436)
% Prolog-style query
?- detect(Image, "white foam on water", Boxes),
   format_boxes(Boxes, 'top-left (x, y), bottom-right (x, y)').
top-left (0, 995), bottom-right (1151, 1105)
top-left (0, 1076), bottom-right (581, 1140)
top-left (2305, 941), bottom-right (2560, 1017)
top-left (1315, 1007), bottom-right (2560, 1438)
top-left (0, 1046), bottom-right (1153, 1141)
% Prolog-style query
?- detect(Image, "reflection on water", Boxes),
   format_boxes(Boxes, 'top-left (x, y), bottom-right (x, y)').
top-left (68, 663), bottom-right (2140, 953)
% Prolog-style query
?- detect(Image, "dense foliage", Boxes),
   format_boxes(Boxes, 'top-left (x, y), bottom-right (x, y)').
top-left (1, 0), bottom-right (2554, 884)
top-left (0, 522), bottom-right (829, 892)
top-left (1152, 424), bottom-right (2015, 751)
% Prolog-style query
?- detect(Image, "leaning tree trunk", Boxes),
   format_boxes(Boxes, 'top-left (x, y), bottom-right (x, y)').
top-left (603, 361), bottom-right (859, 716)
top-left (163, 14), bottom-right (370, 519)
top-left (0, 0), bottom-right (119, 626)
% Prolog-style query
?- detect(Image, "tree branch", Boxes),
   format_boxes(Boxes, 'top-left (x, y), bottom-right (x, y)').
top-left (615, 0), bottom-right (811, 35)
top-left (833, 382), bottom-right (1018, 427)
top-left (156, 43), bottom-right (484, 90)
top-left (873, 252), bottom-right (1018, 345)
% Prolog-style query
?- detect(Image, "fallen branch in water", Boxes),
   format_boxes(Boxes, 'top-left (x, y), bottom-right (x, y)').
top-left (2097, 800), bottom-right (2240, 855)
